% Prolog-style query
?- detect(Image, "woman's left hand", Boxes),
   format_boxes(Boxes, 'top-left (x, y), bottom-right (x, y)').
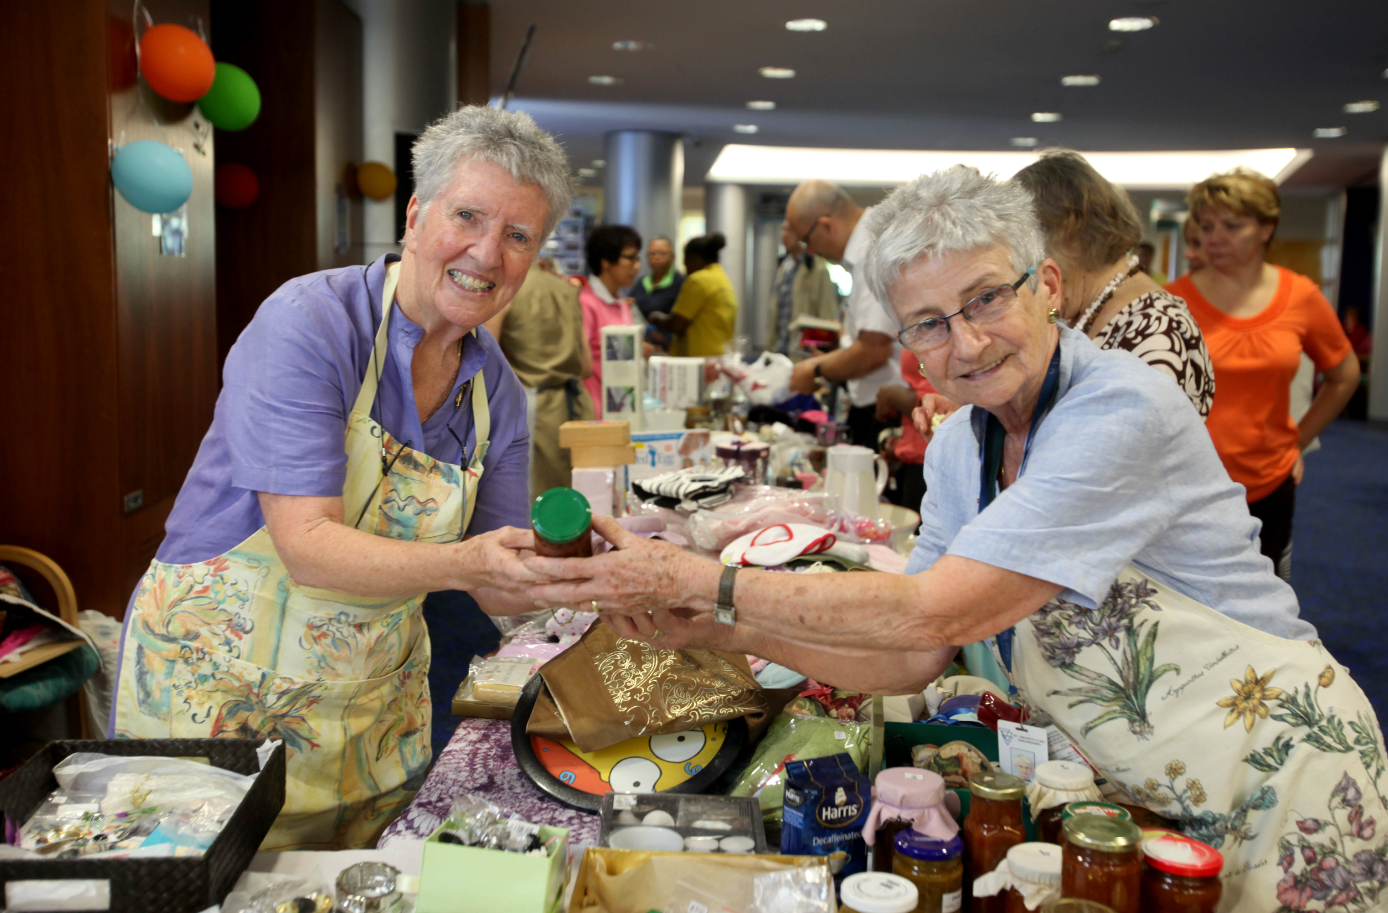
top-left (1292, 451), bottom-right (1305, 486)
top-left (524, 516), bottom-right (717, 617)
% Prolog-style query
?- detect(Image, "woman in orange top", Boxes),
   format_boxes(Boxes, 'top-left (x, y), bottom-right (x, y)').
top-left (1166, 169), bottom-right (1359, 579)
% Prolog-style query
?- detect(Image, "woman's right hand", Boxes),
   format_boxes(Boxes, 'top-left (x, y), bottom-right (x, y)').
top-left (911, 394), bottom-right (961, 445)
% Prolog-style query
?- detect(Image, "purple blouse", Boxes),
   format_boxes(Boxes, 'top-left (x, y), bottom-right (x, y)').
top-left (156, 254), bottom-right (530, 565)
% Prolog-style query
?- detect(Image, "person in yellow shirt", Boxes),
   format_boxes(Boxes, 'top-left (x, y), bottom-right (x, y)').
top-left (649, 233), bottom-right (738, 357)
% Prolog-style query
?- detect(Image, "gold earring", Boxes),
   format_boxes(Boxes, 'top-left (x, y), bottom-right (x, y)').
top-left (918, 363), bottom-right (929, 377)
top-left (1047, 307), bottom-right (1060, 324)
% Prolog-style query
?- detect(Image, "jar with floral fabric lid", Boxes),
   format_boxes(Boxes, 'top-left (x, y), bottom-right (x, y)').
top-left (1139, 832), bottom-right (1223, 913)
top-left (971, 842), bottom-right (1063, 912)
top-left (1025, 761), bottom-right (1102, 845)
top-left (862, 768), bottom-right (961, 874)
top-left (1060, 815), bottom-right (1142, 913)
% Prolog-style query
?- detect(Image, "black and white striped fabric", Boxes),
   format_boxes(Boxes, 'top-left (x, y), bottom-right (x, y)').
top-left (633, 466), bottom-right (747, 511)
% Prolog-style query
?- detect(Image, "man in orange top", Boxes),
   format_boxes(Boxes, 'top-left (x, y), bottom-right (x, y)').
top-left (1166, 169), bottom-right (1359, 579)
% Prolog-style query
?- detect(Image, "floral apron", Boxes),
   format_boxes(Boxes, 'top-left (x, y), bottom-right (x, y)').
top-left (1006, 570), bottom-right (1388, 912)
top-left (111, 262), bottom-right (490, 850)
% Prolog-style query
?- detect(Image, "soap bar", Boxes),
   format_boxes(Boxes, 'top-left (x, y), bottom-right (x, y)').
top-left (471, 657), bottom-right (542, 705)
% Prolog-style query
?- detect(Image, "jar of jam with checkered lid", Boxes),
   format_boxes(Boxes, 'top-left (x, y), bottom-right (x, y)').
top-left (1060, 815), bottom-right (1142, 913)
top-left (1140, 832), bottom-right (1223, 913)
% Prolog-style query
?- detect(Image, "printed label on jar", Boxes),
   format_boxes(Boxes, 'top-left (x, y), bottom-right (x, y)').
top-left (942, 889), bottom-right (962, 913)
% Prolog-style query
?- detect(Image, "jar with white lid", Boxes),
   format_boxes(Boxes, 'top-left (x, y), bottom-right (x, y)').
top-left (1024, 761), bottom-right (1102, 845)
top-left (839, 872), bottom-right (919, 913)
top-left (972, 842), bottom-right (1064, 912)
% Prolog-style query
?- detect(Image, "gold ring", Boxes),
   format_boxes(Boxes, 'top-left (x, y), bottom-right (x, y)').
top-left (591, 599), bottom-right (600, 613)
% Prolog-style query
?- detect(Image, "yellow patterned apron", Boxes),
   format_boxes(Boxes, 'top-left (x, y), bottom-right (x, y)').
top-left (1005, 567), bottom-right (1388, 912)
top-left (112, 262), bottom-right (490, 849)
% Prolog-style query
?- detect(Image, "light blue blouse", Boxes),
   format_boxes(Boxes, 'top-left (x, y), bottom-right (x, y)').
top-left (905, 325), bottom-right (1315, 641)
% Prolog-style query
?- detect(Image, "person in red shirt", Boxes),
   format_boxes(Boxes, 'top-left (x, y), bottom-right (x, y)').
top-left (876, 348), bottom-right (936, 513)
top-left (1166, 169), bottom-right (1360, 580)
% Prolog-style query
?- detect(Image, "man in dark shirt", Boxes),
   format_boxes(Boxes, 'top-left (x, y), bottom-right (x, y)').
top-left (630, 236), bottom-right (683, 349)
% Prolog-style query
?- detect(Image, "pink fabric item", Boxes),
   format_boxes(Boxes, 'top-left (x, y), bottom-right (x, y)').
top-left (578, 282), bottom-right (634, 417)
top-left (862, 768), bottom-right (961, 844)
top-left (0, 623), bottom-right (57, 664)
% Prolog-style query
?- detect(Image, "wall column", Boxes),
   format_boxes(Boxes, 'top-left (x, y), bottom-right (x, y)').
top-left (1370, 146), bottom-right (1388, 422)
top-left (602, 131), bottom-right (683, 251)
top-left (705, 181), bottom-right (749, 336)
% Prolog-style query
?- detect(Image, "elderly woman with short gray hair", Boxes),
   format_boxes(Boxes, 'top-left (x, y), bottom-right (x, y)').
top-left (110, 105), bottom-right (568, 849)
top-left (522, 166), bottom-right (1386, 908)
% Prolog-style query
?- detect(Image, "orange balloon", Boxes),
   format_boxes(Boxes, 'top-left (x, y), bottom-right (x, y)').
top-left (139, 24), bottom-right (216, 102)
top-left (357, 161), bottom-right (398, 201)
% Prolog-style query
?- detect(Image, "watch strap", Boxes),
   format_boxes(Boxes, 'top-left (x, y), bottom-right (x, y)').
top-left (715, 564), bottom-right (740, 626)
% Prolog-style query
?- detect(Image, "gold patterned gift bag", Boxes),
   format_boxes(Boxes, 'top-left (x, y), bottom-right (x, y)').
top-left (529, 622), bottom-right (767, 753)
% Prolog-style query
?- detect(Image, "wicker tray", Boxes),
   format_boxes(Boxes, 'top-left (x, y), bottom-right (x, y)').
top-left (0, 738), bottom-right (286, 913)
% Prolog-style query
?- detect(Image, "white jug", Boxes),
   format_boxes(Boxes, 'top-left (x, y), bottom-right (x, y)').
top-left (823, 444), bottom-right (889, 520)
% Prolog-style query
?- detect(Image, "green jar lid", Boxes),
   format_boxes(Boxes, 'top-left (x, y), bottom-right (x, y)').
top-left (531, 487), bottom-right (592, 545)
top-left (1061, 802), bottom-right (1132, 822)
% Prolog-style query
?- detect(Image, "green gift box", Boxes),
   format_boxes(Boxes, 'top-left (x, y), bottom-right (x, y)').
top-left (415, 822), bottom-right (569, 913)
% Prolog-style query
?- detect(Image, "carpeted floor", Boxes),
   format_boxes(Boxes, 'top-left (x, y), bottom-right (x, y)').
top-left (423, 417), bottom-right (1388, 753)
top-left (1291, 418), bottom-right (1388, 729)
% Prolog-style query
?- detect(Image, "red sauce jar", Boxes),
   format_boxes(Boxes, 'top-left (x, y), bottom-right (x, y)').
top-left (1140, 833), bottom-right (1223, 913)
top-left (530, 487), bottom-right (593, 558)
top-left (964, 772), bottom-right (1027, 913)
top-left (1060, 815), bottom-right (1142, 913)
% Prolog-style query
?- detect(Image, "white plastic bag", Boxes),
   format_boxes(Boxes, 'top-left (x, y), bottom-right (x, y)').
top-left (734, 352), bottom-right (795, 406)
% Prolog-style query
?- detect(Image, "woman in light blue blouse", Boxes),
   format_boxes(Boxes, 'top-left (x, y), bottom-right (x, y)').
top-left (524, 166), bottom-right (1387, 908)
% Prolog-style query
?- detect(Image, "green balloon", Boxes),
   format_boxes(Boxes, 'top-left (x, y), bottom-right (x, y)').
top-left (198, 63), bottom-right (261, 131)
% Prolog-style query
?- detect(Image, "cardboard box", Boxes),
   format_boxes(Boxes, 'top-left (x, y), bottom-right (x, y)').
top-left (416, 823), bottom-right (569, 913)
top-left (621, 430), bottom-right (717, 492)
top-left (570, 467), bottom-right (618, 517)
top-left (600, 325), bottom-right (644, 421)
top-left (569, 847), bottom-right (830, 913)
top-left (558, 420), bottom-right (632, 448)
top-left (647, 356), bottom-right (706, 410)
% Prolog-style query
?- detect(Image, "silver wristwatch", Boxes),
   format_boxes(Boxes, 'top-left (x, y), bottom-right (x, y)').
top-left (715, 565), bottom-right (740, 626)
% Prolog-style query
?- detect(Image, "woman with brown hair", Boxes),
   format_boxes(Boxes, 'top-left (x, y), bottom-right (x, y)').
top-left (1167, 169), bottom-right (1359, 579)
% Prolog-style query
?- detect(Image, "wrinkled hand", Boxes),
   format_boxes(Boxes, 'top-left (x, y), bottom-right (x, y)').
top-left (524, 516), bottom-right (715, 617)
top-left (603, 608), bottom-right (730, 652)
top-left (911, 393), bottom-right (961, 445)
top-left (465, 526), bottom-right (542, 593)
top-left (789, 358), bottom-right (821, 395)
top-left (1292, 452), bottom-right (1305, 486)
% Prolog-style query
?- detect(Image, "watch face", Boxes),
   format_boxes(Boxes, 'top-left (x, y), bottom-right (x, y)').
top-left (715, 607), bottom-right (736, 626)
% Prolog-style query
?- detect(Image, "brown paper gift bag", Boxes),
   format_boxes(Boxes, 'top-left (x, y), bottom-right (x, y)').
top-left (528, 622), bottom-right (767, 753)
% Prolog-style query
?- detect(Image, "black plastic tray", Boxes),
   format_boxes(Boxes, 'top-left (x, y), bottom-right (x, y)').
top-left (0, 738), bottom-right (286, 913)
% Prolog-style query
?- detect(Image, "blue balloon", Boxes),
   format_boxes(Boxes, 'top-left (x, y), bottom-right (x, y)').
top-left (110, 140), bottom-right (193, 213)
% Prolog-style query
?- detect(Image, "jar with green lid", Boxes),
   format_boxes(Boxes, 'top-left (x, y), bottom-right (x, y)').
top-left (1060, 803), bottom-right (1131, 825)
top-left (839, 871), bottom-right (919, 913)
top-left (893, 831), bottom-right (963, 913)
top-left (1060, 816), bottom-right (1142, 913)
top-left (530, 487), bottom-right (593, 558)
top-left (964, 772), bottom-right (1026, 913)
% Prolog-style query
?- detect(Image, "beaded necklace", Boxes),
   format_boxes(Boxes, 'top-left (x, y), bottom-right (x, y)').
top-left (1075, 254), bottom-right (1141, 334)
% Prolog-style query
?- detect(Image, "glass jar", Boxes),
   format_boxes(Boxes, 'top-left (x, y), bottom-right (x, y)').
top-left (1060, 803), bottom-right (1131, 828)
top-left (1060, 816), bottom-right (1142, 913)
top-left (1026, 761), bottom-right (1101, 845)
top-left (840, 872), bottom-right (920, 913)
top-left (1139, 833), bottom-right (1223, 913)
top-left (868, 768), bottom-right (958, 874)
top-left (530, 487), bottom-right (593, 558)
top-left (964, 772), bottom-right (1026, 913)
top-left (893, 832), bottom-right (964, 913)
top-left (1001, 843), bottom-right (1063, 913)
top-left (1039, 901), bottom-right (1116, 913)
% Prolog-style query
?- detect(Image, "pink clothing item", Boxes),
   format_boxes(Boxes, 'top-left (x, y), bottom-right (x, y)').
top-left (578, 280), bottom-right (634, 417)
top-left (862, 768), bottom-right (961, 844)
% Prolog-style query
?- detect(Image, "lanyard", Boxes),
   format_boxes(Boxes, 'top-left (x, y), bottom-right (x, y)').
top-left (978, 341), bottom-right (1062, 670)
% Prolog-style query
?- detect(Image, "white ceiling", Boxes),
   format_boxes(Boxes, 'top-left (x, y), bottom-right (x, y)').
top-left (487, 0), bottom-right (1388, 189)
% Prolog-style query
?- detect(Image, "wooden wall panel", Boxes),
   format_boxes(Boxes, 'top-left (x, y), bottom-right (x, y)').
top-left (315, 0), bottom-right (365, 270)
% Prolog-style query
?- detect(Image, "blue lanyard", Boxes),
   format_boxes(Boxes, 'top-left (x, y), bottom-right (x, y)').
top-left (979, 342), bottom-right (1062, 670)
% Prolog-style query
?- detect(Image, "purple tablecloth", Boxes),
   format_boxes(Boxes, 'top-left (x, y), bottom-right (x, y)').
top-left (378, 716), bottom-right (601, 848)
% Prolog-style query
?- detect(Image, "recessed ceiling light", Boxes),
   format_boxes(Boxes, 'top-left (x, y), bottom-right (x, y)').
top-left (1109, 16), bottom-right (1157, 32)
top-left (1343, 100), bottom-right (1380, 114)
top-left (1313, 127), bottom-right (1347, 138)
top-left (577, 168), bottom-right (597, 177)
top-left (747, 100), bottom-right (777, 110)
top-left (588, 75), bottom-right (622, 86)
top-left (1011, 137), bottom-right (1039, 147)
top-left (759, 67), bottom-right (796, 79)
top-left (1382, 68), bottom-right (1388, 79)
top-left (785, 18), bottom-right (827, 32)
top-left (733, 124), bottom-right (759, 134)
top-left (612, 40), bottom-right (652, 52)
top-left (1031, 112), bottom-right (1063, 123)
top-left (591, 159), bottom-right (606, 168)
top-left (1061, 75), bottom-right (1101, 87)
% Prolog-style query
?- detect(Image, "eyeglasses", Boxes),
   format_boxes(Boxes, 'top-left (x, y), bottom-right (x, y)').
top-left (796, 218), bottom-right (822, 251)
top-left (618, 252), bottom-right (641, 263)
top-left (896, 268), bottom-right (1035, 351)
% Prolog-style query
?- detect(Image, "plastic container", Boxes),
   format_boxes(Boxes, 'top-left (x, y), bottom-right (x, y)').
top-left (840, 871), bottom-right (920, 913)
top-left (1026, 761), bottom-right (1102, 845)
top-left (531, 487), bottom-right (593, 558)
top-left (964, 772), bottom-right (1026, 913)
top-left (1060, 816), bottom-right (1142, 913)
top-left (1139, 833), bottom-right (1223, 913)
top-left (893, 831), bottom-right (963, 913)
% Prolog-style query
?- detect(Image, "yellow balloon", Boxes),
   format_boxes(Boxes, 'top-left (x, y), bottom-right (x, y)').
top-left (357, 161), bottom-right (397, 201)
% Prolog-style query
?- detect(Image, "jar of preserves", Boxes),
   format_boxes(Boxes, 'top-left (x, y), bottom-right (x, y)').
top-left (964, 772), bottom-right (1027, 913)
top-left (1039, 901), bottom-right (1116, 913)
top-left (1059, 803), bottom-right (1131, 827)
top-left (970, 842), bottom-right (1062, 913)
top-left (1140, 833), bottom-right (1223, 913)
top-left (530, 487), bottom-right (593, 558)
top-left (1026, 762), bottom-right (1102, 845)
top-left (1060, 815), bottom-right (1142, 913)
top-left (893, 832), bottom-right (964, 913)
top-left (864, 768), bottom-right (959, 874)
top-left (840, 872), bottom-right (920, 913)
